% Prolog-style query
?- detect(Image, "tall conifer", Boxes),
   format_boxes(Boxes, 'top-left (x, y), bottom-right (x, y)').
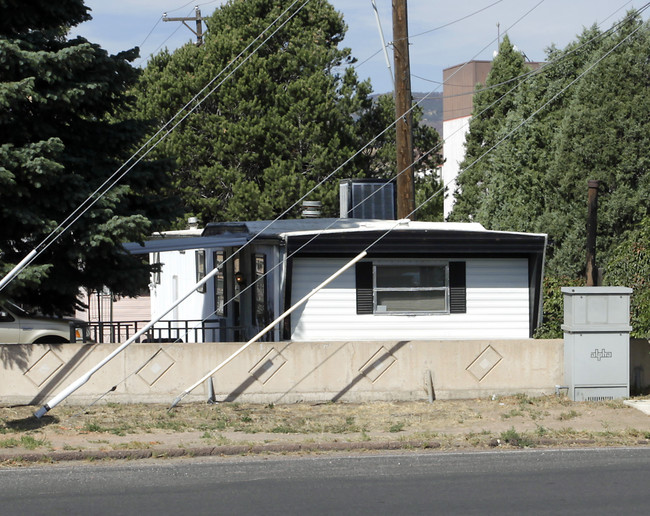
top-left (0, 0), bottom-right (177, 313)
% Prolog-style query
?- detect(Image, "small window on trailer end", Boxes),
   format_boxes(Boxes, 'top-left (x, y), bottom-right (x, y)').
top-left (355, 261), bottom-right (466, 315)
top-left (195, 250), bottom-right (206, 293)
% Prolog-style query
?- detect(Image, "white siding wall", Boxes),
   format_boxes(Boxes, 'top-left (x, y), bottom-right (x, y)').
top-left (150, 249), bottom-right (213, 327)
top-left (290, 257), bottom-right (530, 341)
top-left (441, 116), bottom-right (471, 219)
top-left (150, 245), bottom-right (281, 342)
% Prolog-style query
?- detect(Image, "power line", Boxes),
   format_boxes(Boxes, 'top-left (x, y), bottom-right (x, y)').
top-left (352, 0), bottom-right (506, 73)
top-left (135, 1), bottom-right (223, 66)
top-left (166, 2), bottom-right (650, 348)
top-left (137, 17), bottom-right (162, 50)
top-left (410, 0), bottom-right (505, 39)
top-left (0, 0), bottom-right (313, 294)
top-left (135, 9), bottom-right (190, 67)
top-left (67, 1), bottom-right (650, 411)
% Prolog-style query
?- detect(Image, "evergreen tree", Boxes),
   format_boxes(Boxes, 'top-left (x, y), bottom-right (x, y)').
top-left (448, 13), bottom-right (650, 277)
top-left (441, 12), bottom-right (650, 336)
top-left (135, 0), bottom-right (374, 224)
top-left (0, 0), bottom-right (178, 314)
top-left (544, 14), bottom-right (650, 276)
top-left (449, 35), bottom-right (530, 222)
top-left (356, 94), bottom-right (444, 220)
top-left (606, 218), bottom-right (650, 338)
top-left (464, 25), bottom-right (607, 236)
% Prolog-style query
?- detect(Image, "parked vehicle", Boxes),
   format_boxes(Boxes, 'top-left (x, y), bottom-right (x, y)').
top-left (0, 302), bottom-right (89, 344)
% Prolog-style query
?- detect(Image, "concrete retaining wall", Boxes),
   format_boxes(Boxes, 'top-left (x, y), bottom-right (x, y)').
top-left (1, 339), bottom-right (567, 407)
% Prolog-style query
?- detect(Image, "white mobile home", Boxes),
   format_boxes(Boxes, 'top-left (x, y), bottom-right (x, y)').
top-left (125, 219), bottom-right (547, 342)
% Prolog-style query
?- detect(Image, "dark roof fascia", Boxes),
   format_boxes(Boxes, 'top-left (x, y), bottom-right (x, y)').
top-left (285, 230), bottom-right (546, 257)
top-left (124, 234), bottom-right (284, 255)
top-left (285, 229), bottom-right (547, 337)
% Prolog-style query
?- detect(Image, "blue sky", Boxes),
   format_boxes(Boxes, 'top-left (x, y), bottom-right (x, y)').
top-left (73, 0), bottom-right (645, 94)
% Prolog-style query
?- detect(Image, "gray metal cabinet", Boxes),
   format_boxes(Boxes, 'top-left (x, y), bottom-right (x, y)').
top-left (562, 287), bottom-right (631, 401)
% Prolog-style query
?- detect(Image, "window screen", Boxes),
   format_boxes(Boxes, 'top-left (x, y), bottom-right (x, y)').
top-left (374, 263), bottom-right (447, 313)
top-left (356, 261), bottom-right (466, 315)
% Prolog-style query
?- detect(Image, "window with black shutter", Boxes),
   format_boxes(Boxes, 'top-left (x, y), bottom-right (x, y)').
top-left (356, 262), bottom-right (373, 314)
top-left (356, 260), bottom-right (466, 315)
top-left (449, 261), bottom-right (467, 314)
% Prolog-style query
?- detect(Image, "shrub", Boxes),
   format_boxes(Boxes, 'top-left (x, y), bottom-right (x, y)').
top-left (534, 275), bottom-right (584, 338)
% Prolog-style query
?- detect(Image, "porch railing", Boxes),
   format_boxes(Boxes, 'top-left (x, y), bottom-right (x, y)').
top-left (87, 319), bottom-right (274, 343)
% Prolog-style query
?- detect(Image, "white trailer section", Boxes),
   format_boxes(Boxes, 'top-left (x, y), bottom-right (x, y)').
top-left (125, 219), bottom-right (547, 342)
top-left (290, 257), bottom-right (530, 341)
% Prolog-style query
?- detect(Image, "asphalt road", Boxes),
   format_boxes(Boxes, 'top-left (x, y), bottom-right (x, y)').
top-left (1, 448), bottom-right (648, 515)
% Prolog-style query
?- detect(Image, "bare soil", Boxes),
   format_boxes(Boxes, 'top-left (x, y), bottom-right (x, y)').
top-left (1, 395), bottom-right (649, 465)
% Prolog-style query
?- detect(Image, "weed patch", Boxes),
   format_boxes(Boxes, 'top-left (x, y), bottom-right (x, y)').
top-left (324, 416), bottom-right (360, 434)
top-left (500, 427), bottom-right (534, 448)
top-left (83, 422), bottom-right (105, 433)
top-left (0, 435), bottom-right (49, 450)
top-left (389, 422), bottom-right (405, 433)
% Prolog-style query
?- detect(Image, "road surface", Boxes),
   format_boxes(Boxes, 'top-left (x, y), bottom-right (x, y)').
top-left (1, 448), bottom-right (648, 515)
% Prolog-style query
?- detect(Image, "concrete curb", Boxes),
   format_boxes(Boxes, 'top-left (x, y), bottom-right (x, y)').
top-left (0, 440), bottom-right (442, 464)
top-left (1, 438), bottom-right (649, 464)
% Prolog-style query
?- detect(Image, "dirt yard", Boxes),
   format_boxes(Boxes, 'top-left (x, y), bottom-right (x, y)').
top-left (1, 395), bottom-right (649, 464)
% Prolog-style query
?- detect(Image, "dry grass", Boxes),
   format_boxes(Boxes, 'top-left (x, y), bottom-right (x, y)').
top-left (0, 395), bottom-right (648, 458)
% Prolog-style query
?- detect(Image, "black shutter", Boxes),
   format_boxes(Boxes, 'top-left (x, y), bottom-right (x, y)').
top-left (449, 261), bottom-right (466, 314)
top-left (356, 262), bottom-right (373, 314)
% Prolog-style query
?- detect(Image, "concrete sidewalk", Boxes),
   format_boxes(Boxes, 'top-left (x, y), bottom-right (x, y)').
top-left (624, 399), bottom-right (650, 416)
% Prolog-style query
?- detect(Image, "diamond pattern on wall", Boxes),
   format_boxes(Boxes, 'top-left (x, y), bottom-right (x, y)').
top-left (360, 346), bottom-right (396, 383)
top-left (249, 348), bottom-right (287, 385)
top-left (466, 345), bottom-right (503, 382)
top-left (24, 350), bottom-right (64, 387)
top-left (136, 348), bottom-right (175, 386)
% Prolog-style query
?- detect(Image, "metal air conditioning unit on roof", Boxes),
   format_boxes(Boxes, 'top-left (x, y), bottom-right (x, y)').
top-left (339, 179), bottom-right (396, 220)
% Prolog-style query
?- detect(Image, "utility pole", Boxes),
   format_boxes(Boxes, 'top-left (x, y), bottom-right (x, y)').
top-left (392, 0), bottom-right (415, 219)
top-left (586, 180), bottom-right (600, 286)
top-left (163, 6), bottom-right (204, 46)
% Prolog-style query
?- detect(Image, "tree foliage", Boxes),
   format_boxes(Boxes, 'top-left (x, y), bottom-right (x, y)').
top-left (542, 15), bottom-right (650, 276)
top-left (135, 0), bottom-right (443, 225)
top-left (356, 94), bottom-right (444, 221)
top-left (449, 35), bottom-right (531, 222)
top-left (0, 0), bottom-right (178, 314)
top-left (446, 13), bottom-right (650, 335)
top-left (605, 218), bottom-right (650, 338)
top-left (136, 0), bottom-right (369, 223)
top-left (533, 275), bottom-right (584, 339)
top-left (450, 14), bottom-right (650, 281)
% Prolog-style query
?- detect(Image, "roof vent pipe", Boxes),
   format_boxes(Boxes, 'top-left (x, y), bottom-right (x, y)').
top-left (302, 200), bottom-right (321, 218)
top-left (586, 180), bottom-right (600, 286)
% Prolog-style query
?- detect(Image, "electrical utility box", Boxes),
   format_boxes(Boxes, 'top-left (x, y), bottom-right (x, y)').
top-left (562, 286), bottom-right (632, 401)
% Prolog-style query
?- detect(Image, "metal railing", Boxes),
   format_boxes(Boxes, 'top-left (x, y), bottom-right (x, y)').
top-left (87, 319), bottom-right (275, 343)
top-left (88, 319), bottom-right (222, 344)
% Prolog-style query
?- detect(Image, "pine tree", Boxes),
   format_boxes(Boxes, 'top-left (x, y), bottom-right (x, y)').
top-left (449, 35), bottom-right (530, 222)
top-left (135, 0), bottom-right (378, 224)
top-left (544, 14), bottom-right (650, 276)
top-left (0, 0), bottom-right (178, 314)
top-left (356, 94), bottom-right (444, 220)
